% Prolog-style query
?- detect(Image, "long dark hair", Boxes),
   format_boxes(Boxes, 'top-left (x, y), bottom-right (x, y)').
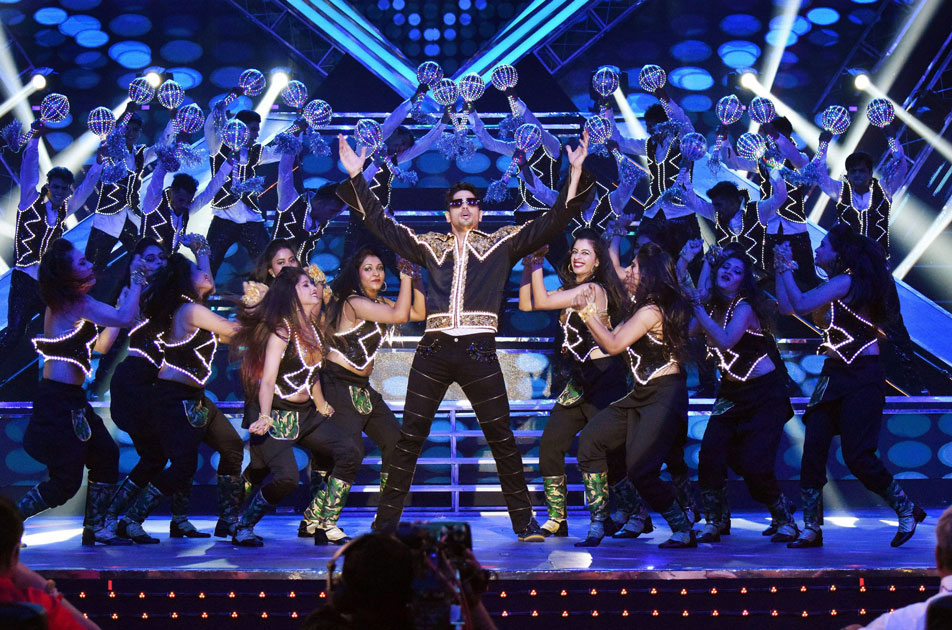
top-left (113, 237), bottom-right (164, 302)
top-left (630, 242), bottom-right (691, 362)
top-left (38, 239), bottom-right (88, 312)
top-left (824, 223), bottom-right (891, 326)
top-left (142, 253), bottom-right (201, 331)
top-left (557, 229), bottom-right (630, 323)
top-left (707, 244), bottom-right (776, 333)
top-left (233, 266), bottom-right (324, 398)
top-left (325, 246), bottom-right (384, 332)
top-left (249, 239), bottom-right (298, 285)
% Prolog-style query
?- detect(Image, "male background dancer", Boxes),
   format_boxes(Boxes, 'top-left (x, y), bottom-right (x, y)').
top-left (335, 133), bottom-right (594, 541)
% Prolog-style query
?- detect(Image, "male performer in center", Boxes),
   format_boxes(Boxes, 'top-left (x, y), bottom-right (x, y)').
top-left (336, 133), bottom-right (594, 541)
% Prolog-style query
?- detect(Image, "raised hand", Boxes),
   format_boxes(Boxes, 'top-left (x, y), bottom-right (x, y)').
top-left (338, 133), bottom-right (367, 178)
top-left (567, 129), bottom-right (589, 169)
top-left (681, 238), bottom-right (704, 261)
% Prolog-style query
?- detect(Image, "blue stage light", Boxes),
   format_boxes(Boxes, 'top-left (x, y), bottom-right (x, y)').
top-left (680, 94), bottom-right (713, 112)
top-left (76, 50), bottom-right (106, 67)
top-left (61, 0), bottom-right (101, 9)
top-left (938, 443), bottom-right (952, 467)
top-left (849, 9), bottom-right (876, 25)
top-left (851, 0), bottom-right (877, 4)
top-left (718, 40), bottom-right (761, 69)
top-left (444, 12), bottom-right (456, 25)
top-left (460, 12), bottom-right (471, 25)
top-left (75, 29), bottom-right (108, 48)
top-left (765, 29), bottom-right (797, 47)
top-left (408, 12), bottom-right (421, 26)
top-left (781, 50), bottom-right (798, 64)
top-left (393, 12), bottom-right (405, 25)
top-left (425, 43), bottom-right (440, 56)
top-left (444, 28), bottom-right (457, 40)
top-left (59, 14), bottom-right (100, 36)
top-left (109, 41), bottom-right (152, 69)
top-left (108, 13), bottom-right (151, 37)
top-left (35, 29), bottom-right (66, 47)
top-left (377, 0), bottom-right (390, 9)
top-left (424, 27), bottom-right (440, 41)
top-left (34, 7), bottom-right (67, 26)
top-left (809, 28), bottom-right (839, 47)
top-left (669, 66), bottom-right (714, 91)
top-left (210, 66), bottom-right (243, 89)
top-left (771, 15), bottom-right (810, 36)
top-left (888, 441), bottom-right (931, 469)
top-left (459, 0), bottom-right (471, 9)
top-left (160, 40), bottom-right (202, 63)
top-left (720, 13), bottom-right (761, 36)
top-left (393, 0), bottom-right (405, 10)
top-left (807, 7), bottom-right (839, 25)
top-left (671, 40), bottom-right (711, 63)
top-left (167, 67), bottom-right (202, 90)
top-left (408, 27), bottom-right (420, 40)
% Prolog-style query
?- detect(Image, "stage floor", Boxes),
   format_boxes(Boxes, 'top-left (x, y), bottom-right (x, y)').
top-left (20, 508), bottom-right (940, 581)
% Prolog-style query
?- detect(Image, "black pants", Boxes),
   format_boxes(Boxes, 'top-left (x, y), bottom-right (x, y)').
top-left (376, 333), bottom-right (533, 533)
top-left (85, 220), bottom-right (140, 272)
top-left (539, 356), bottom-right (628, 479)
top-left (637, 211), bottom-right (702, 259)
top-left (577, 374), bottom-right (689, 512)
top-left (249, 397), bottom-right (361, 504)
top-left (800, 356), bottom-right (892, 495)
top-left (320, 362), bottom-right (401, 473)
top-left (207, 216), bottom-right (270, 278)
top-left (764, 231), bottom-right (819, 289)
top-left (23, 379), bottom-right (119, 506)
top-left (149, 380), bottom-right (244, 496)
top-left (698, 371), bottom-right (792, 505)
top-left (110, 357), bottom-right (167, 487)
top-left (0, 270), bottom-right (44, 360)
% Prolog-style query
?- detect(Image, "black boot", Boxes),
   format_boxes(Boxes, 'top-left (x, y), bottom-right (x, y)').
top-left (763, 496), bottom-right (796, 536)
top-left (766, 494), bottom-right (799, 543)
top-left (299, 470), bottom-right (327, 538)
top-left (82, 481), bottom-right (134, 546)
top-left (232, 490), bottom-right (275, 547)
top-left (882, 480), bottom-right (927, 548)
top-left (697, 487), bottom-right (728, 543)
top-left (119, 483), bottom-right (163, 544)
top-left (170, 489), bottom-right (211, 538)
top-left (105, 477), bottom-right (140, 527)
top-left (214, 474), bottom-right (245, 539)
top-left (613, 484), bottom-right (653, 539)
top-left (672, 472), bottom-right (701, 524)
top-left (16, 487), bottom-right (49, 521)
top-left (788, 488), bottom-right (823, 549)
top-left (658, 501), bottom-right (697, 549)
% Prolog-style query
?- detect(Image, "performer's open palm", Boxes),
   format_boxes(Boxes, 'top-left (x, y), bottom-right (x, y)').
top-left (567, 129), bottom-right (589, 168)
top-left (338, 134), bottom-right (367, 178)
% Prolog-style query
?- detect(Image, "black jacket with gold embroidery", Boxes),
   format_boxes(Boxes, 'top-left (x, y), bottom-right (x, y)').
top-left (337, 170), bottom-right (595, 333)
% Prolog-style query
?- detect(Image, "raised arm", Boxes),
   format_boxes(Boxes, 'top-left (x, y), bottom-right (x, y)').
top-left (336, 135), bottom-right (427, 265)
top-left (471, 112), bottom-right (515, 156)
top-left (772, 132), bottom-right (809, 169)
top-left (692, 300), bottom-right (754, 349)
top-left (190, 160), bottom-right (233, 212)
top-left (396, 120), bottom-right (446, 163)
top-left (756, 169), bottom-right (787, 225)
top-left (19, 136), bottom-right (41, 210)
top-left (277, 151), bottom-right (298, 212)
top-left (519, 165), bottom-right (558, 207)
top-left (66, 160), bottom-right (104, 216)
top-left (82, 283), bottom-right (142, 329)
top-left (776, 260), bottom-right (850, 316)
top-left (881, 139), bottom-right (908, 199)
top-left (346, 274), bottom-right (413, 325)
top-left (141, 161), bottom-right (167, 215)
top-left (142, 117), bottom-right (178, 164)
top-left (381, 98), bottom-right (413, 141)
top-left (204, 102), bottom-right (224, 155)
top-left (186, 303), bottom-right (241, 343)
top-left (530, 262), bottom-right (606, 312)
top-left (519, 102), bottom-right (561, 158)
top-left (817, 151), bottom-right (843, 200)
top-left (683, 175), bottom-right (715, 221)
top-left (719, 137), bottom-right (755, 171)
top-left (510, 134), bottom-right (595, 259)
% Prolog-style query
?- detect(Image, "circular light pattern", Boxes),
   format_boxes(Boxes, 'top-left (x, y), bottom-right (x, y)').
top-left (669, 66), bottom-right (713, 91)
top-left (458, 72), bottom-right (485, 102)
top-left (35, 29), bottom-right (66, 47)
top-left (40, 93), bottom-right (70, 123)
top-left (62, 0), bottom-right (101, 9)
top-left (210, 66), bottom-right (243, 89)
top-left (680, 132), bottom-right (708, 161)
top-left (456, 152), bottom-right (490, 174)
top-left (809, 28), bottom-right (839, 47)
top-left (765, 29), bottom-right (797, 47)
top-left (821, 105), bottom-right (851, 135)
top-left (583, 115), bottom-right (613, 145)
top-left (160, 39), bottom-right (202, 63)
top-left (770, 15), bottom-right (810, 36)
top-left (887, 414), bottom-right (931, 438)
top-left (281, 80), bottom-right (308, 110)
top-left (59, 14), bottom-right (100, 36)
top-left (490, 64), bottom-right (518, 90)
top-left (75, 29), bottom-right (108, 47)
top-left (424, 43), bottom-right (439, 57)
top-left (87, 106), bottom-right (115, 139)
top-left (638, 64), bottom-right (666, 92)
top-left (222, 119), bottom-right (249, 151)
top-left (807, 7), bottom-right (839, 25)
top-left (108, 40), bottom-right (152, 69)
top-left (431, 78), bottom-right (459, 106)
top-left (166, 67), bottom-right (202, 90)
top-left (680, 94), bottom-right (712, 113)
top-left (716, 94), bottom-right (745, 124)
top-left (34, 7), bottom-right (67, 26)
top-left (238, 68), bottom-right (266, 96)
top-left (1, 9), bottom-right (25, 26)
top-left (592, 65), bottom-right (620, 98)
top-left (127, 76), bottom-right (155, 104)
top-left (938, 443), bottom-right (952, 468)
top-left (175, 103), bottom-right (204, 134)
top-left (749, 96), bottom-right (776, 123)
top-left (670, 40), bottom-right (711, 63)
top-left (720, 14), bottom-right (761, 36)
top-left (157, 80), bottom-right (185, 109)
top-left (849, 9), bottom-right (877, 25)
top-left (736, 132), bottom-right (766, 162)
top-left (45, 131), bottom-right (73, 152)
top-left (514, 123), bottom-right (542, 154)
top-left (866, 98), bottom-right (895, 128)
top-left (107, 13), bottom-right (151, 38)
top-left (416, 60), bottom-right (443, 86)
top-left (718, 40), bottom-right (761, 69)
top-left (887, 441), bottom-right (931, 469)
top-left (303, 100), bottom-right (332, 128)
top-left (7, 449), bottom-right (47, 475)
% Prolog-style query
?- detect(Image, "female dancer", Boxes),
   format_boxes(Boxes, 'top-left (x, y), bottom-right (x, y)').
top-left (775, 225), bottom-right (926, 548)
top-left (573, 242), bottom-right (695, 548)
top-left (518, 228), bottom-right (630, 537)
top-left (298, 248), bottom-right (424, 543)
top-left (16, 239), bottom-right (141, 545)
top-left (105, 235), bottom-right (213, 542)
top-left (689, 243), bottom-right (798, 543)
top-left (118, 254), bottom-right (246, 541)
top-left (232, 266), bottom-right (361, 546)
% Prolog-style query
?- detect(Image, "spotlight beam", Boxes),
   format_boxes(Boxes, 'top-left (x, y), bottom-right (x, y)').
top-left (894, 197), bottom-right (952, 279)
top-left (864, 83), bottom-right (952, 164)
top-left (0, 81), bottom-right (39, 119)
top-left (254, 74), bottom-right (288, 120)
top-left (746, 0), bottom-right (800, 136)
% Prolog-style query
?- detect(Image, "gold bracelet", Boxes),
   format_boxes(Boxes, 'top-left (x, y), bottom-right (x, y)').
top-left (257, 413), bottom-right (271, 423)
top-left (579, 302), bottom-right (598, 322)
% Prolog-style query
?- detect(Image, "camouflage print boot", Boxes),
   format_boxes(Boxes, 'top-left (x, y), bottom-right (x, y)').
top-left (612, 479), bottom-right (654, 539)
top-left (169, 486), bottom-right (211, 538)
top-left (574, 472), bottom-right (617, 547)
top-left (788, 487), bottom-right (823, 548)
top-left (317, 476), bottom-right (352, 546)
top-left (299, 469), bottom-right (328, 537)
top-left (541, 475), bottom-right (568, 537)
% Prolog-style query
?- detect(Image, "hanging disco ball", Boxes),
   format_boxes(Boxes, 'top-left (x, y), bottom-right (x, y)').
top-left (40, 93), bottom-right (70, 123)
top-left (748, 96), bottom-right (776, 124)
top-left (715, 94), bottom-right (745, 125)
top-left (87, 106), bottom-right (115, 140)
top-left (458, 73), bottom-right (486, 103)
top-left (222, 119), bottom-right (250, 151)
top-left (416, 60), bottom-right (444, 88)
top-left (127, 77), bottom-right (155, 105)
top-left (431, 78), bottom-right (460, 107)
top-left (680, 132), bottom-right (708, 162)
top-left (638, 64), bottom-right (666, 92)
top-left (303, 100), bottom-right (332, 129)
top-left (736, 132), bottom-right (767, 162)
top-left (238, 69), bottom-right (266, 97)
top-left (592, 66), bottom-right (620, 98)
top-left (490, 65), bottom-right (519, 91)
top-left (281, 80), bottom-right (308, 110)
top-left (157, 80), bottom-right (185, 110)
top-left (583, 115), bottom-right (613, 146)
top-left (175, 103), bottom-right (205, 134)
top-left (866, 98), bottom-right (895, 128)
top-left (821, 105), bottom-right (851, 135)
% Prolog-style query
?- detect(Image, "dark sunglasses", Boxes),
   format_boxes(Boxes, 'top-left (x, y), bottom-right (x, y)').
top-left (448, 197), bottom-right (480, 208)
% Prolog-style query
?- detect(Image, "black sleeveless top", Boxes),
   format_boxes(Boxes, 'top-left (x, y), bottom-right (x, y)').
top-left (274, 324), bottom-right (323, 399)
top-left (835, 178), bottom-right (890, 255)
top-left (626, 331), bottom-right (675, 386)
top-left (127, 317), bottom-right (166, 368)
top-left (141, 188), bottom-right (189, 253)
top-left (561, 303), bottom-right (604, 364)
top-left (368, 161), bottom-right (395, 209)
top-left (713, 199), bottom-right (767, 270)
top-left (332, 315), bottom-right (389, 371)
top-left (32, 319), bottom-right (99, 377)
top-left (96, 145), bottom-right (146, 215)
top-left (645, 136), bottom-right (684, 211)
top-left (14, 197), bottom-right (65, 269)
top-left (758, 160), bottom-right (806, 224)
top-left (518, 145), bottom-right (561, 211)
top-left (707, 297), bottom-right (772, 381)
top-left (211, 143), bottom-right (264, 213)
top-left (820, 298), bottom-right (879, 365)
top-left (161, 325), bottom-right (217, 386)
